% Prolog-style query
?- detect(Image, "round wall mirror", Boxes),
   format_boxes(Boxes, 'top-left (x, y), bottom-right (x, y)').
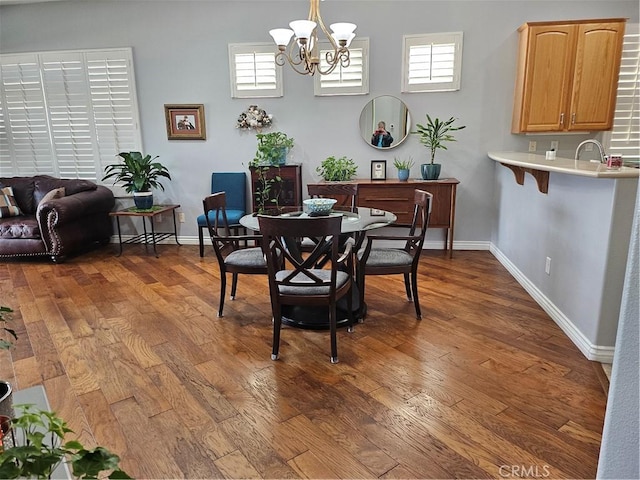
top-left (359, 96), bottom-right (411, 150)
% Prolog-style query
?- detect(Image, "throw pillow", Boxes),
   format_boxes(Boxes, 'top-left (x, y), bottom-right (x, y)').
top-left (0, 186), bottom-right (22, 218)
top-left (38, 187), bottom-right (66, 208)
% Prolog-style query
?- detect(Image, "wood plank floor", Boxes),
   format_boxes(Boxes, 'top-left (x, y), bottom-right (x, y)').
top-left (0, 245), bottom-right (607, 479)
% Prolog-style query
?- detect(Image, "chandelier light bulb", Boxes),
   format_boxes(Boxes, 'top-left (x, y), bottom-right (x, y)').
top-left (269, 28), bottom-right (294, 47)
top-left (331, 32), bottom-right (355, 48)
top-left (329, 22), bottom-right (357, 41)
top-left (289, 20), bottom-right (317, 41)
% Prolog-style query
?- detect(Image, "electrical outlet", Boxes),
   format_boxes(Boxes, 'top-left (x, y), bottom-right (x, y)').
top-left (550, 140), bottom-right (559, 151)
top-left (545, 257), bottom-right (551, 275)
top-left (528, 141), bottom-right (537, 152)
top-left (585, 143), bottom-right (594, 151)
top-left (156, 214), bottom-right (162, 223)
top-left (178, 212), bottom-right (185, 223)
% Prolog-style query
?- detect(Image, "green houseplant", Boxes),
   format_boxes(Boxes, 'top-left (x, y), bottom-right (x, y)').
top-left (0, 404), bottom-right (130, 479)
top-left (393, 156), bottom-right (415, 182)
top-left (102, 151), bottom-right (171, 209)
top-left (316, 156), bottom-right (358, 182)
top-left (412, 114), bottom-right (466, 180)
top-left (254, 132), bottom-right (294, 166)
top-left (1, 306), bottom-right (16, 420)
top-left (0, 306), bottom-right (16, 352)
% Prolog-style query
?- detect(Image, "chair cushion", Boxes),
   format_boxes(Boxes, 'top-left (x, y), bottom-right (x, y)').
top-left (225, 247), bottom-right (266, 267)
top-left (197, 209), bottom-right (244, 227)
top-left (276, 270), bottom-right (350, 295)
top-left (0, 187), bottom-right (22, 218)
top-left (358, 248), bottom-right (413, 267)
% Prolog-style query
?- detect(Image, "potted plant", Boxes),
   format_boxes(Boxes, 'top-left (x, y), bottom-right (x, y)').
top-left (0, 404), bottom-right (130, 478)
top-left (102, 152), bottom-right (171, 209)
top-left (316, 156), bottom-right (358, 182)
top-left (393, 156), bottom-right (415, 182)
top-left (411, 114), bottom-right (466, 180)
top-left (254, 132), bottom-right (294, 166)
top-left (1, 306), bottom-right (16, 421)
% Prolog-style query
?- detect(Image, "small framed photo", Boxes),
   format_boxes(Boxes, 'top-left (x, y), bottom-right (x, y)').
top-left (164, 104), bottom-right (206, 140)
top-left (371, 160), bottom-right (386, 180)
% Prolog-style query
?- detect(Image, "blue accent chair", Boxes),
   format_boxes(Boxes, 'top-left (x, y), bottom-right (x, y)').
top-left (197, 172), bottom-right (247, 257)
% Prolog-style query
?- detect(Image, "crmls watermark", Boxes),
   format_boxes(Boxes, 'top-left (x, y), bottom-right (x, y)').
top-left (498, 464), bottom-right (551, 478)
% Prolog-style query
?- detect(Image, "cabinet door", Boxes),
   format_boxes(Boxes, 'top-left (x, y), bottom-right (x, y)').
top-left (250, 165), bottom-right (302, 212)
top-left (515, 24), bottom-right (576, 132)
top-left (421, 184), bottom-right (452, 228)
top-left (569, 21), bottom-right (625, 131)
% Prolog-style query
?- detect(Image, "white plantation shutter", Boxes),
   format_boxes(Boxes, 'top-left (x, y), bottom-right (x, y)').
top-left (0, 48), bottom-right (141, 180)
top-left (0, 54), bottom-right (53, 175)
top-left (229, 43), bottom-right (283, 98)
top-left (314, 38), bottom-right (369, 96)
top-left (604, 24), bottom-right (639, 166)
top-left (402, 32), bottom-right (463, 93)
top-left (86, 51), bottom-right (140, 168)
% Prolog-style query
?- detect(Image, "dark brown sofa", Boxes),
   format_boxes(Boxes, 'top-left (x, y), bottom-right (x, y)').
top-left (0, 175), bottom-right (115, 262)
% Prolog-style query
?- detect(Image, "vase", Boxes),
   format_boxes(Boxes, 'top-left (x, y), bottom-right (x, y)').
top-left (0, 381), bottom-right (13, 419)
top-left (133, 191), bottom-right (153, 209)
top-left (421, 163), bottom-right (441, 180)
top-left (397, 169), bottom-right (410, 182)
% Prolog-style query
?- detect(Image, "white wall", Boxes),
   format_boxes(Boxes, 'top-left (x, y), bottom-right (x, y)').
top-left (597, 187), bottom-right (640, 479)
top-left (1, 0), bottom-right (637, 242)
top-left (493, 166), bottom-right (637, 353)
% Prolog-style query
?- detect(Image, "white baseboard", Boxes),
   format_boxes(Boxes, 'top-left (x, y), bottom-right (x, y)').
top-left (490, 244), bottom-right (613, 362)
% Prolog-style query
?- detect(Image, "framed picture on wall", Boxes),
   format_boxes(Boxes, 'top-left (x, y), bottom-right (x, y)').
top-left (164, 104), bottom-right (206, 140)
top-left (371, 160), bottom-right (386, 180)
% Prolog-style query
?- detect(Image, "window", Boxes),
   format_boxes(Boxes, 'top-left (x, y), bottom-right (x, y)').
top-left (603, 24), bottom-right (639, 167)
top-left (314, 38), bottom-right (369, 96)
top-left (402, 32), bottom-right (463, 93)
top-left (0, 48), bottom-right (141, 181)
top-left (229, 43), bottom-right (283, 98)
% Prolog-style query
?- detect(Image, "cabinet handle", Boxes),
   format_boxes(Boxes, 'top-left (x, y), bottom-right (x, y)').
top-left (560, 113), bottom-right (564, 126)
top-left (571, 113), bottom-right (576, 125)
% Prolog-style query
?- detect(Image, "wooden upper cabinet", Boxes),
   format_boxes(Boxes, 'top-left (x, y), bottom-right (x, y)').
top-left (512, 19), bottom-right (625, 133)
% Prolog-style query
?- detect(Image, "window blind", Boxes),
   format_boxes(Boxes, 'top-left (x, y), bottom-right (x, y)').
top-left (605, 24), bottom-right (639, 166)
top-left (314, 38), bottom-right (369, 96)
top-left (229, 44), bottom-right (283, 98)
top-left (0, 48), bottom-right (141, 180)
top-left (402, 32), bottom-right (463, 93)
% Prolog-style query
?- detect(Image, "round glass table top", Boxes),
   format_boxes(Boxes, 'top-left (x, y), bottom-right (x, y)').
top-left (240, 207), bottom-right (397, 234)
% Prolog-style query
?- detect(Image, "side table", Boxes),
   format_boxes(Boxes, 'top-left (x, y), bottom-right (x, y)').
top-left (109, 204), bottom-right (181, 257)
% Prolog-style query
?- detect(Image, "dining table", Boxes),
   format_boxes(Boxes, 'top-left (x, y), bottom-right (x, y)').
top-left (240, 206), bottom-right (397, 330)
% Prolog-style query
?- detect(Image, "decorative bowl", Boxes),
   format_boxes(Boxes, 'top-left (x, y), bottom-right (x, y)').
top-left (303, 198), bottom-right (337, 215)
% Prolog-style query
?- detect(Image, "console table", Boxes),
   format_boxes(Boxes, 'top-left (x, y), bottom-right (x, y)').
top-left (308, 178), bottom-right (459, 257)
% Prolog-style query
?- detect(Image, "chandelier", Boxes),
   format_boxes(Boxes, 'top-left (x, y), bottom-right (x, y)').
top-left (268, 0), bottom-right (357, 76)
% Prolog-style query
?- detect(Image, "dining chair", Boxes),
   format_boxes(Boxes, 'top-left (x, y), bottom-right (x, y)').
top-left (203, 192), bottom-right (266, 317)
top-left (198, 172), bottom-right (247, 257)
top-left (258, 214), bottom-right (354, 364)
top-left (307, 182), bottom-right (359, 212)
top-left (305, 182), bottom-right (359, 261)
top-left (356, 189), bottom-right (433, 320)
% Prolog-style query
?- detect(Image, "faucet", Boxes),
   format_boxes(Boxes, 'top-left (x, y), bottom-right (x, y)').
top-left (575, 139), bottom-right (606, 163)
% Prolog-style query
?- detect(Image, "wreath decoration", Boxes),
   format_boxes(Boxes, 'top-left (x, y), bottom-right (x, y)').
top-left (236, 105), bottom-right (272, 131)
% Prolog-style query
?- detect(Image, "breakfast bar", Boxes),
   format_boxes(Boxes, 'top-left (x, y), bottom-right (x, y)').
top-left (489, 151), bottom-right (640, 193)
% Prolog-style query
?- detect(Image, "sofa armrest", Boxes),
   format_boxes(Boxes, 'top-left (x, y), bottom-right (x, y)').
top-left (37, 186), bottom-right (115, 254)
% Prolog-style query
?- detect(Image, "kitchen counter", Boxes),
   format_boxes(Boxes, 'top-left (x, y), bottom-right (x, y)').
top-left (488, 151), bottom-right (639, 193)
top-left (489, 151), bottom-right (639, 178)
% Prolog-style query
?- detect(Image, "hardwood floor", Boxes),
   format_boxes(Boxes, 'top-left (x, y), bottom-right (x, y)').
top-left (0, 245), bottom-right (607, 479)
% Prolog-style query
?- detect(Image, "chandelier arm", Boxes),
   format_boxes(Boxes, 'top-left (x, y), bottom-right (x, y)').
top-left (281, 44), bottom-right (316, 75)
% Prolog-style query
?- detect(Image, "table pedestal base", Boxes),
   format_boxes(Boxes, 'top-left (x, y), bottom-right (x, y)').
top-left (280, 286), bottom-right (363, 330)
